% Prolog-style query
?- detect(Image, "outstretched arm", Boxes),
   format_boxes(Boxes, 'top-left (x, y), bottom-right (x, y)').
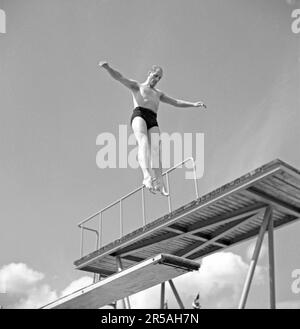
top-left (160, 93), bottom-right (207, 109)
top-left (98, 61), bottom-right (139, 91)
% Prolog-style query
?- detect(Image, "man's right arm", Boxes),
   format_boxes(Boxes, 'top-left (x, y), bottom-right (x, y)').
top-left (98, 61), bottom-right (139, 91)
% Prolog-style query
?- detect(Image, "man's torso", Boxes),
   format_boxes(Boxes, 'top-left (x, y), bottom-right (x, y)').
top-left (131, 83), bottom-right (162, 113)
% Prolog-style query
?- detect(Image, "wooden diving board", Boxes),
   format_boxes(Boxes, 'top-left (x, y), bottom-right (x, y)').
top-left (41, 254), bottom-right (200, 309)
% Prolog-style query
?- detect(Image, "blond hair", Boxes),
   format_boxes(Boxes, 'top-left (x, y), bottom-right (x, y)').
top-left (150, 65), bottom-right (163, 77)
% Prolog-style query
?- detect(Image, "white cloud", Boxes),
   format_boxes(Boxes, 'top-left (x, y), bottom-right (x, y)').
top-left (130, 285), bottom-right (161, 309)
top-left (0, 263), bottom-right (57, 309)
top-left (0, 263), bottom-right (44, 294)
top-left (0, 262), bottom-right (95, 309)
top-left (246, 241), bottom-right (267, 262)
top-left (130, 252), bottom-right (265, 309)
top-left (61, 276), bottom-right (93, 297)
top-left (0, 252), bottom-right (266, 309)
top-left (13, 285), bottom-right (58, 309)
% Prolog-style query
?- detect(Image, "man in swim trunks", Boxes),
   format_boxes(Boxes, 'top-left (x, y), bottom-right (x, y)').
top-left (98, 61), bottom-right (207, 195)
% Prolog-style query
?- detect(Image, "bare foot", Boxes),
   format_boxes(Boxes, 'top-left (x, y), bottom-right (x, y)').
top-left (151, 178), bottom-right (160, 195)
top-left (142, 176), bottom-right (156, 194)
top-left (152, 178), bottom-right (169, 197)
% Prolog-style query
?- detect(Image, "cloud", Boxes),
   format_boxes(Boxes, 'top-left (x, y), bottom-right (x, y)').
top-left (61, 276), bottom-right (93, 297)
top-left (0, 262), bottom-right (95, 309)
top-left (13, 284), bottom-right (58, 309)
top-left (129, 285), bottom-right (161, 309)
top-left (246, 241), bottom-right (267, 262)
top-left (13, 276), bottom-right (93, 309)
top-left (0, 252), bottom-right (266, 309)
top-left (130, 251), bottom-right (265, 309)
top-left (0, 263), bottom-right (57, 309)
top-left (0, 263), bottom-right (44, 294)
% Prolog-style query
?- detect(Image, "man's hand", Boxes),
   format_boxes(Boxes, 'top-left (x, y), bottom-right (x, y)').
top-left (194, 101), bottom-right (207, 109)
top-left (98, 61), bottom-right (109, 68)
top-left (98, 62), bottom-right (139, 91)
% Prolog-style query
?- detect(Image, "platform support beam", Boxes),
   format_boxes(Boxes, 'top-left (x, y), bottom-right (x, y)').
top-left (116, 256), bottom-right (131, 309)
top-left (168, 280), bottom-right (185, 309)
top-left (98, 274), bottom-right (117, 309)
top-left (268, 209), bottom-right (276, 309)
top-left (160, 282), bottom-right (166, 309)
top-left (238, 206), bottom-right (272, 309)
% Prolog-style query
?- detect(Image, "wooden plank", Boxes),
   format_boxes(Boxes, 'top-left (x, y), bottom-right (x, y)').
top-left (243, 188), bottom-right (300, 217)
top-left (226, 193), bottom-right (258, 206)
top-left (226, 215), bottom-right (297, 247)
top-left (164, 226), bottom-right (227, 247)
top-left (274, 170), bottom-right (300, 187)
top-left (279, 166), bottom-right (300, 184)
top-left (177, 210), bottom-right (264, 258)
top-left (115, 204), bottom-right (265, 258)
top-left (255, 178), bottom-right (300, 204)
top-left (42, 254), bottom-right (200, 309)
top-left (269, 175), bottom-right (300, 194)
top-left (189, 245), bottom-right (222, 260)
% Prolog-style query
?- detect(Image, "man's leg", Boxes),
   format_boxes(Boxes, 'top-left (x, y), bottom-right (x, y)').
top-left (148, 126), bottom-right (169, 196)
top-left (131, 117), bottom-right (154, 192)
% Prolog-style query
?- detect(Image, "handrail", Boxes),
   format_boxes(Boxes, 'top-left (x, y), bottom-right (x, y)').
top-left (78, 157), bottom-right (199, 257)
top-left (78, 157), bottom-right (196, 227)
top-left (79, 226), bottom-right (99, 260)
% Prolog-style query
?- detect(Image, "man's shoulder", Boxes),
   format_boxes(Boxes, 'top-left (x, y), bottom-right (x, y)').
top-left (154, 88), bottom-right (164, 96)
top-left (130, 81), bottom-right (141, 92)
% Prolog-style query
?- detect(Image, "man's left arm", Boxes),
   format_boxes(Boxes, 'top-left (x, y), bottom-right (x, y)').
top-left (160, 93), bottom-right (207, 109)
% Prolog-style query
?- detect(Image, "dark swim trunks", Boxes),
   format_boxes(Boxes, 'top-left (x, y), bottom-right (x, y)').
top-left (130, 106), bottom-right (159, 130)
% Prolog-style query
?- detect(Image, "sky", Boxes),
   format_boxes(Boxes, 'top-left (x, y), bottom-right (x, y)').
top-left (0, 0), bottom-right (300, 308)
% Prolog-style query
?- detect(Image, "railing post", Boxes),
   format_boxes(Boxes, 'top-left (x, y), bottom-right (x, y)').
top-left (119, 200), bottom-right (123, 238)
top-left (160, 282), bottom-right (166, 309)
top-left (165, 172), bottom-right (172, 213)
top-left (141, 186), bottom-right (146, 226)
top-left (95, 231), bottom-right (99, 251)
top-left (93, 232), bottom-right (99, 284)
top-left (80, 226), bottom-right (84, 258)
top-left (192, 158), bottom-right (199, 199)
top-left (268, 209), bottom-right (276, 309)
top-left (98, 212), bottom-right (103, 248)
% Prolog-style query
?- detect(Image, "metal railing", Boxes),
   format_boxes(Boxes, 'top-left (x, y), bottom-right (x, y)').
top-left (77, 157), bottom-right (199, 258)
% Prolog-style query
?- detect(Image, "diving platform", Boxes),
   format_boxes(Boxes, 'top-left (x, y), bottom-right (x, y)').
top-left (42, 254), bottom-right (200, 309)
top-left (46, 158), bottom-right (300, 309)
top-left (75, 159), bottom-right (300, 280)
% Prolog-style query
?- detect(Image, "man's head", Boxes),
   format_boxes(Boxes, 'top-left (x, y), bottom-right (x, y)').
top-left (147, 65), bottom-right (163, 88)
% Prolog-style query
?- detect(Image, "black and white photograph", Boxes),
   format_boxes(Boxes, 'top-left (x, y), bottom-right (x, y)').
top-left (0, 0), bottom-right (300, 313)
